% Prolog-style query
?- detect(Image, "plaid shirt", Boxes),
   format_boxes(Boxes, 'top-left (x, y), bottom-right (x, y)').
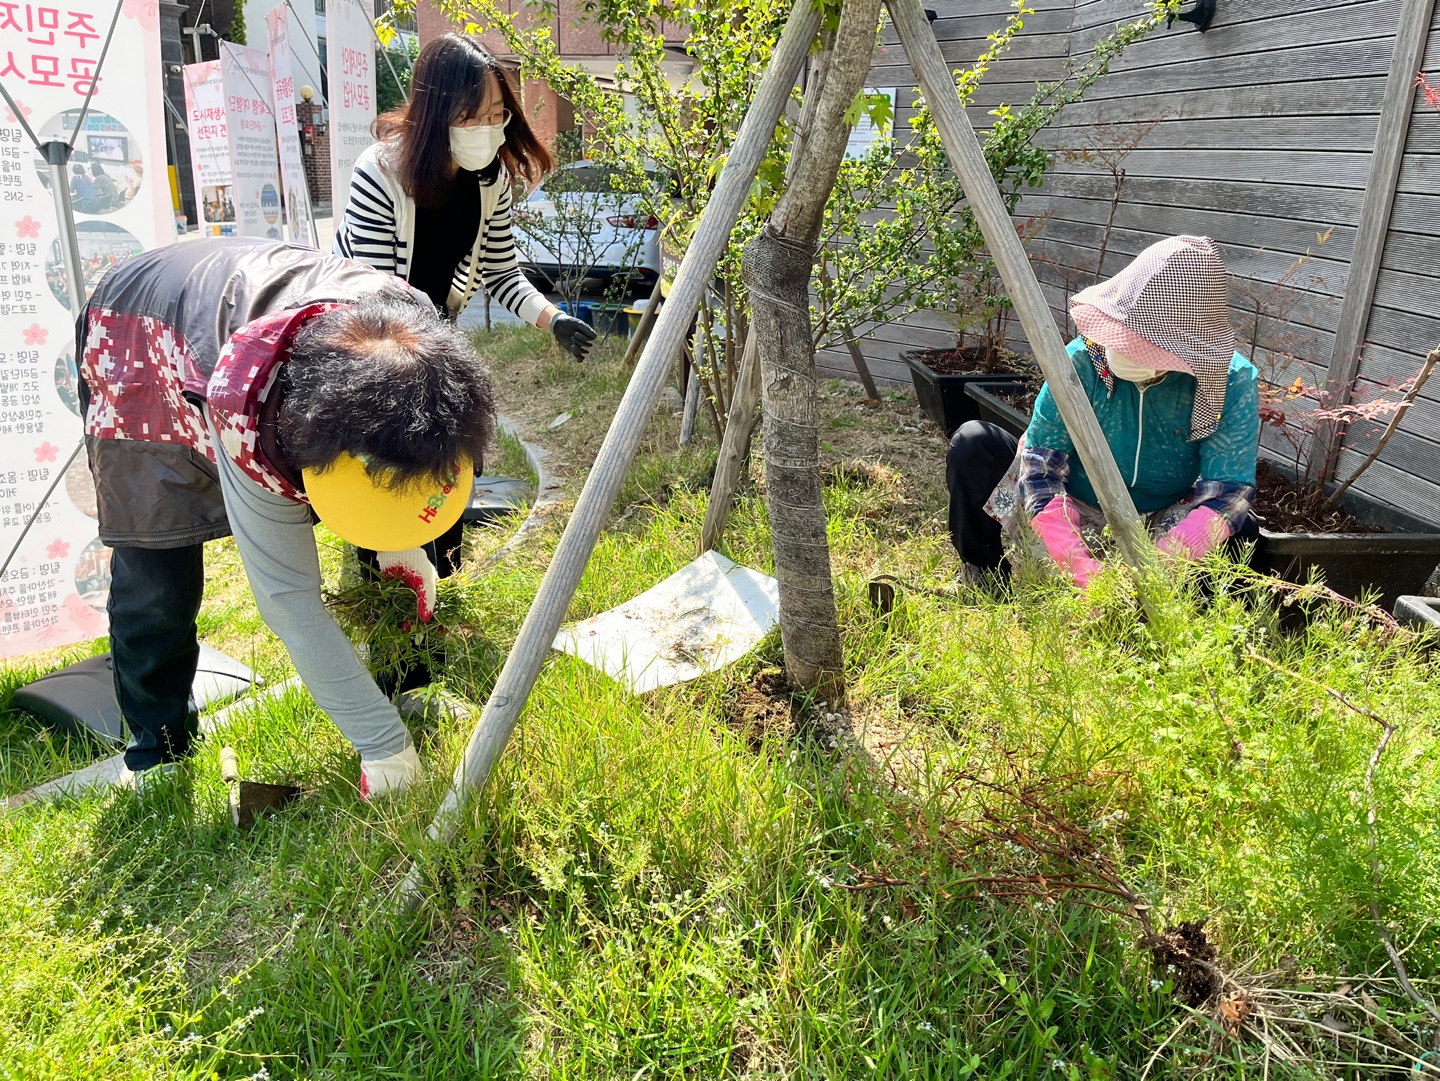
top-left (1018, 446), bottom-right (1255, 531)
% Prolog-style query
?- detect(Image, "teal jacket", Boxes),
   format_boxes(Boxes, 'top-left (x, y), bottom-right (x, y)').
top-left (1021, 337), bottom-right (1259, 519)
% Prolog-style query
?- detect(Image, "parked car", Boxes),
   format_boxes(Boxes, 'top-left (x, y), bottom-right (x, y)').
top-left (512, 161), bottom-right (661, 296)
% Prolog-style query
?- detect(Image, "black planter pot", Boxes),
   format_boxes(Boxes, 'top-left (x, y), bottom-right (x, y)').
top-left (1395, 595), bottom-right (1440, 634)
top-left (1253, 486), bottom-right (1440, 611)
top-left (965, 381), bottom-right (1032, 437)
top-left (903, 349), bottom-right (1026, 437)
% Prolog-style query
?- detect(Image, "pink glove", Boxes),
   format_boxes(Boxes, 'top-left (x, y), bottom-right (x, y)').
top-left (1157, 506), bottom-right (1230, 561)
top-left (375, 547), bottom-right (437, 623)
top-left (1030, 497), bottom-right (1103, 589)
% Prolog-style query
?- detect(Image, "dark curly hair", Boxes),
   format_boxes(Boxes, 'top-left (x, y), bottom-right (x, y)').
top-left (279, 296), bottom-right (494, 490)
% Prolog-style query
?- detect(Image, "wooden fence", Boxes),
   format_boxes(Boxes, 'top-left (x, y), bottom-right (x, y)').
top-left (826, 0), bottom-right (1440, 526)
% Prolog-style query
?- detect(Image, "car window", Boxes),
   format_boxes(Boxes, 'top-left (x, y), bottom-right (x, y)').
top-left (538, 164), bottom-right (658, 195)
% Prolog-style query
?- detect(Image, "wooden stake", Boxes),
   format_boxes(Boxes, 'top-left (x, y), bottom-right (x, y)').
top-left (622, 273), bottom-right (665, 368)
top-left (840, 327), bottom-right (881, 400)
top-left (396, 0), bottom-right (822, 911)
top-left (700, 334), bottom-right (761, 553)
top-left (887, 0), bottom-right (1150, 573)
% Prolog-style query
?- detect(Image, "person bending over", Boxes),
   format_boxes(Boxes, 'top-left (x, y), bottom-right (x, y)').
top-left (79, 237), bottom-right (493, 796)
top-left (946, 235), bottom-right (1260, 586)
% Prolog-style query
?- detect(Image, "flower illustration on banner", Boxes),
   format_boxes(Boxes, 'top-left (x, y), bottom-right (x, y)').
top-left (23, 323), bottom-right (47, 345)
top-left (121, 0), bottom-right (159, 28)
top-left (34, 441), bottom-right (58, 462)
top-left (47, 539), bottom-right (70, 559)
top-left (4, 99), bottom-right (32, 124)
top-left (15, 216), bottom-right (39, 239)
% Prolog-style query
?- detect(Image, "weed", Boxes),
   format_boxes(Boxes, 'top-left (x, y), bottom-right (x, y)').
top-left (2, 328), bottom-right (1438, 1077)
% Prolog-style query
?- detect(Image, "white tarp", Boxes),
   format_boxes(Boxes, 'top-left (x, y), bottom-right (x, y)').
top-left (0, 0), bottom-right (171, 658)
top-left (265, 6), bottom-right (312, 246)
top-left (219, 42), bottom-right (282, 240)
top-left (553, 552), bottom-right (779, 693)
top-left (324, 0), bottom-right (374, 211)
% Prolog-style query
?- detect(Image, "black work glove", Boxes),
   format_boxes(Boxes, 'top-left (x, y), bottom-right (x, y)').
top-left (550, 312), bottom-right (597, 361)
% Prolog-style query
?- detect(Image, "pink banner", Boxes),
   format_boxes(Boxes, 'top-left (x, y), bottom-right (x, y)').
top-left (266, 6), bottom-right (313, 246)
top-left (0, 0), bottom-right (172, 658)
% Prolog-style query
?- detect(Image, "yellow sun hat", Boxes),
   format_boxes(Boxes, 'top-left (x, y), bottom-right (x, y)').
top-left (302, 453), bottom-right (470, 551)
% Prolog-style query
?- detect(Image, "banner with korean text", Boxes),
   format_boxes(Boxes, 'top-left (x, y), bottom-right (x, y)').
top-left (183, 59), bottom-right (235, 236)
top-left (265, 5), bottom-right (311, 246)
top-left (324, 0), bottom-right (373, 211)
top-left (0, 0), bottom-right (171, 658)
top-left (219, 41), bottom-right (282, 239)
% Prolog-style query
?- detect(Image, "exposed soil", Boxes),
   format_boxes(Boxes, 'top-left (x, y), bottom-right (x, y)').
top-left (989, 383), bottom-right (1039, 419)
top-left (1142, 919), bottom-right (1222, 1007)
top-left (724, 667), bottom-right (795, 747)
top-left (1252, 460), bottom-right (1377, 535)
top-left (912, 345), bottom-right (1038, 378)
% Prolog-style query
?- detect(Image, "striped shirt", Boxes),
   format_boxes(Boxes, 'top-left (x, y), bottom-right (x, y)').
top-left (333, 141), bottom-right (549, 324)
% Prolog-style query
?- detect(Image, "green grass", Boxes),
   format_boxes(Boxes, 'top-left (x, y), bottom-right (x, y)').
top-left (2, 328), bottom-right (1439, 1078)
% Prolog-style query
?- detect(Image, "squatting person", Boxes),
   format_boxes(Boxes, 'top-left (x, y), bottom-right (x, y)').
top-left (79, 237), bottom-right (494, 796)
top-left (946, 234), bottom-right (1261, 586)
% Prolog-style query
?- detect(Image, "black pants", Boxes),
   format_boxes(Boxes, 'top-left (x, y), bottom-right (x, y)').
top-left (107, 544), bottom-right (206, 771)
top-left (947, 421), bottom-right (1017, 570)
top-left (355, 516), bottom-right (465, 697)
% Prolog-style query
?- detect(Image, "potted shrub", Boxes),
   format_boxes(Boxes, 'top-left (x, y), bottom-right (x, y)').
top-left (901, 258), bottom-right (1041, 435)
top-left (1247, 345), bottom-right (1440, 609)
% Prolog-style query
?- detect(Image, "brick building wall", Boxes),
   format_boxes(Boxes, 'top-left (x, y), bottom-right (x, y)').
top-left (414, 0), bottom-right (682, 157)
top-left (296, 100), bottom-right (331, 208)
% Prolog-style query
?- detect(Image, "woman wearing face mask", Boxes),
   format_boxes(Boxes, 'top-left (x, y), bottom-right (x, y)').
top-left (333, 34), bottom-right (595, 703)
top-left (946, 235), bottom-right (1261, 587)
top-left (334, 33), bottom-right (596, 360)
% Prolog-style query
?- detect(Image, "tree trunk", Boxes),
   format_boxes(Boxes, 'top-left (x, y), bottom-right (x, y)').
top-left (701, 49), bottom-right (830, 556)
top-left (742, 0), bottom-right (881, 704)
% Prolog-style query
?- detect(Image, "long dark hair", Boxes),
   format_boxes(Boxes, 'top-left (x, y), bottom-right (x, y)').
top-left (375, 34), bottom-right (552, 206)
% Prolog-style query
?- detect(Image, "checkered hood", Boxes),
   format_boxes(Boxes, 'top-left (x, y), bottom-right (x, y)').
top-left (1069, 235), bottom-right (1236, 441)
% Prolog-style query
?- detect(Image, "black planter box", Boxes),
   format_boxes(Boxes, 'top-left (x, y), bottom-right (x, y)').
top-left (1253, 484), bottom-right (1440, 611)
top-left (904, 349), bottom-right (1025, 437)
top-left (965, 381), bottom-right (1032, 437)
top-left (1395, 595), bottom-right (1440, 633)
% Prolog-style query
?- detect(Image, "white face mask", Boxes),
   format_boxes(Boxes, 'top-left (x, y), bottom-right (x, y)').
top-left (1106, 348), bottom-right (1160, 384)
top-left (449, 122), bottom-right (505, 171)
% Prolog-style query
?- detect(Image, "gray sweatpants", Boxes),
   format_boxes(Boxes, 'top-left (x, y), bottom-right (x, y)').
top-left (207, 416), bottom-right (412, 760)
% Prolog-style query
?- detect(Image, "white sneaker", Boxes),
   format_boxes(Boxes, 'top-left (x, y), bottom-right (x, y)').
top-left (116, 762), bottom-right (181, 795)
top-left (359, 744), bottom-right (423, 801)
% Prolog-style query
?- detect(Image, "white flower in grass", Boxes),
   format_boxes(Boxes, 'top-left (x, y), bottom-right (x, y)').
top-left (1051, 1059), bottom-right (1066, 1071)
top-left (916, 1021), bottom-right (934, 1033)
